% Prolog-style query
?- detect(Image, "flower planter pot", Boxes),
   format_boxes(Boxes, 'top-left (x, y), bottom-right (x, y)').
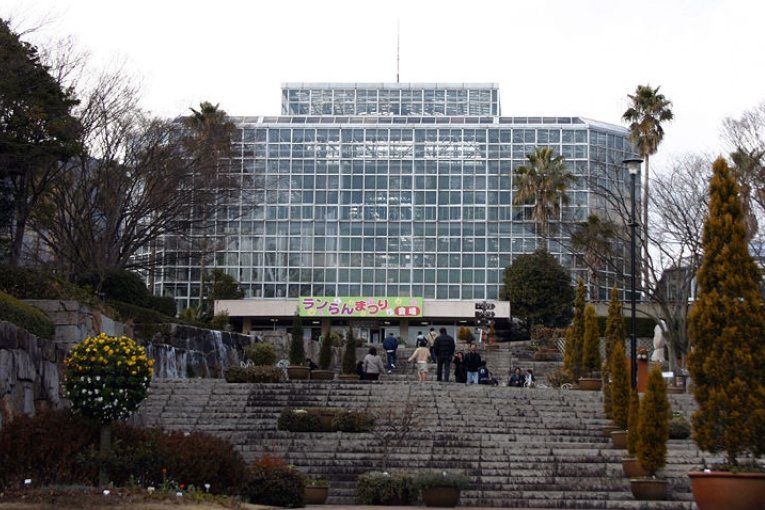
top-left (578, 377), bottom-right (602, 391)
top-left (310, 370), bottom-right (335, 381)
top-left (689, 471), bottom-right (765, 510)
top-left (602, 424), bottom-right (620, 437)
top-left (304, 485), bottom-right (329, 504)
top-left (421, 486), bottom-right (461, 507)
top-left (611, 430), bottom-right (628, 449)
top-left (287, 366), bottom-right (311, 380)
top-left (622, 457), bottom-right (648, 478)
top-left (337, 374), bottom-right (358, 381)
top-left (630, 478), bottom-right (668, 500)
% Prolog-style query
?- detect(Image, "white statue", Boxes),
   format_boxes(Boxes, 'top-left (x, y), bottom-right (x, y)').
top-left (651, 319), bottom-right (667, 362)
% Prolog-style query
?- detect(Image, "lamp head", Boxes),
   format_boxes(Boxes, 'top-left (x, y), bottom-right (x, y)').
top-left (623, 157), bottom-right (643, 175)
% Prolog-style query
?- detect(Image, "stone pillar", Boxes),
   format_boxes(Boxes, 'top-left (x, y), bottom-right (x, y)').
top-left (242, 317), bottom-right (252, 335)
top-left (399, 319), bottom-right (410, 345)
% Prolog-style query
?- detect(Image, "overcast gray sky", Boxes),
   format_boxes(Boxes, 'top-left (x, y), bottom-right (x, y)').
top-left (4, 0), bottom-right (764, 171)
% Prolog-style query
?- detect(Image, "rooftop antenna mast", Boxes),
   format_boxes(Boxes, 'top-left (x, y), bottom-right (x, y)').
top-left (396, 19), bottom-right (400, 83)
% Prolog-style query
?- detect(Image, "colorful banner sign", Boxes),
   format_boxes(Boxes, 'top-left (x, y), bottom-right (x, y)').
top-left (299, 297), bottom-right (423, 318)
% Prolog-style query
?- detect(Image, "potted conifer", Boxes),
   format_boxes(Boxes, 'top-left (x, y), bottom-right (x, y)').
top-left (610, 338), bottom-right (630, 449)
top-left (287, 314), bottom-right (310, 380)
top-left (630, 364), bottom-right (670, 500)
top-left (339, 326), bottom-right (359, 380)
top-left (602, 286), bottom-right (625, 437)
top-left (687, 158), bottom-right (765, 510)
top-left (311, 331), bottom-right (336, 380)
top-left (578, 304), bottom-right (602, 390)
top-left (623, 388), bottom-right (647, 478)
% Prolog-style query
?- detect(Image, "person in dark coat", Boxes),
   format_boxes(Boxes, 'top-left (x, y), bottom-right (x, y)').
top-left (432, 327), bottom-right (456, 382)
top-left (382, 333), bottom-right (399, 373)
top-left (453, 351), bottom-right (467, 383)
top-left (463, 343), bottom-right (482, 384)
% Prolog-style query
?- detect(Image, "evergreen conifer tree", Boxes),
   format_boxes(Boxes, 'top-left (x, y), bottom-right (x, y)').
top-left (610, 338), bottom-right (630, 430)
top-left (637, 365), bottom-right (670, 476)
top-left (318, 332), bottom-right (335, 370)
top-left (342, 327), bottom-right (357, 375)
top-left (582, 304), bottom-right (601, 377)
top-left (289, 315), bottom-right (305, 365)
top-left (627, 388), bottom-right (641, 457)
top-left (568, 278), bottom-right (587, 379)
top-left (687, 157), bottom-right (765, 466)
top-left (603, 287), bottom-right (626, 419)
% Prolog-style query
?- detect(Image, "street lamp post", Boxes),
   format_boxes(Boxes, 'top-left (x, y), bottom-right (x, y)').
top-left (623, 157), bottom-right (643, 389)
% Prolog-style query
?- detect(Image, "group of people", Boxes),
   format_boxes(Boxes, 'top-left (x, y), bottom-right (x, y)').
top-left (355, 327), bottom-right (536, 387)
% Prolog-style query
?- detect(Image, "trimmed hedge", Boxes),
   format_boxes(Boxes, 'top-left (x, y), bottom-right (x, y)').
top-left (0, 290), bottom-right (55, 338)
top-left (356, 471), bottom-right (418, 505)
top-left (277, 408), bottom-right (374, 433)
top-left (224, 366), bottom-right (285, 383)
top-left (243, 454), bottom-right (305, 507)
top-left (0, 410), bottom-right (247, 494)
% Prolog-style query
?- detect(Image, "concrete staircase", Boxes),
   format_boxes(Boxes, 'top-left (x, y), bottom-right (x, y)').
top-left (134, 378), bottom-right (709, 509)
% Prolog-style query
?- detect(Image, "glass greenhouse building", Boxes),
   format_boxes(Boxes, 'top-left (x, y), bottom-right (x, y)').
top-left (149, 83), bottom-right (636, 341)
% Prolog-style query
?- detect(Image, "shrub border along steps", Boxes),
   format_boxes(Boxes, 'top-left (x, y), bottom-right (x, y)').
top-left (136, 379), bottom-right (706, 510)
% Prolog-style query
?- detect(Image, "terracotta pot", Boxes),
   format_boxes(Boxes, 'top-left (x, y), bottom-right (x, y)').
top-left (421, 487), bottom-right (461, 507)
top-left (304, 485), bottom-right (329, 504)
top-left (287, 366), bottom-right (310, 380)
top-left (337, 374), bottom-right (358, 380)
top-left (629, 478), bottom-right (668, 500)
top-left (689, 471), bottom-right (765, 510)
top-left (310, 370), bottom-right (335, 380)
top-left (622, 457), bottom-right (648, 478)
top-left (602, 424), bottom-right (620, 437)
top-left (578, 377), bottom-right (602, 391)
top-left (611, 430), bottom-right (628, 449)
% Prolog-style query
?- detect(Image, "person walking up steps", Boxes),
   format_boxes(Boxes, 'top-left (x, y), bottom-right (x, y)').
top-left (464, 343), bottom-right (482, 384)
top-left (408, 338), bottom-right (431, 382)
top-left (382, 332), bottom-right (399, 373)
top-left (427, 327), bottom-right (438, 361)
top-left (433, 327), bottom-right (455, 382)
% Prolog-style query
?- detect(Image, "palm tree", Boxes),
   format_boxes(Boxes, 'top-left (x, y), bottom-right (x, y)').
top-left (622, 85), bottom-right (673, 280)
top-left (570, 214), bottom-right (617, 300)
top-left (512, 147), bottom-right (576, 246)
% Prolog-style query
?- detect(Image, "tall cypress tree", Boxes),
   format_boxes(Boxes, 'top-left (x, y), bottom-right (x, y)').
top-left (288, 315), bottom-right (305, 365)
top-left (687, 157), bottom-right (765, 467)
top-left (569, 278), bottom-right (587, 380)
top-left (582, 304), bottom-right (601, 377)
top-left (603, 286), bottom-right (626, 419)
top-left (610, 338), bottom-right (630, 430)
top-left (637, 365), bottom-right (669, 476)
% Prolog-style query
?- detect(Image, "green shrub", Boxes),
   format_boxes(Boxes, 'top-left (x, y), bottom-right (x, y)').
top-left (289, 315), bottom-right (305, 365)
top-left (109, 425), bottom-right (247, 494)
top-left (414, 470), bottom-right (470, 490)
top-left (0, 410), bottom-right (247, 494)
top-left (0, 290), bottom-right (55, 338)
top-left (277, 408), bottom-right (322, 432)
top-left (209, 312), bottom-right (230, 331)
top-left (669, 413), bottom-right (691, 439)
top-left (277, 408), bottom-right (373, 433)
top-left (224, 366), bottom-right (285, 383)
top-left (0, 410), bottom-right (99, 489)
top-left (245, 342), bottom-right (277, 366)
top-left (0, 265), bottom-right (92, 302)
top-left (77, 269), bottom-right (148, 306)
top-left (356, 471), bottom-right (417, 505)
top-left (333, 410), bottom-right (374, 432)
top-left (627, 388), bottom-right (640, 456)
top-left (544, 367), bottom-right (574, 388)
top-left (107, 299), bottom-right (174, 325)
top-left (243, 454), bottom-right (305, 507)
top-left (148, 295), bottom-right (177, 317)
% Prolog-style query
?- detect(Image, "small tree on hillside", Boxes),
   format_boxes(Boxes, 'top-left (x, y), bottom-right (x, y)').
top-left (610, 338), bottom-right (630, 430)
top-left (565, 279), bottom-right (586, 380)
top-left (603, 286), bottom-right (626, 419)
top-left (500, 249), bottom-right (575, 328)
top-left (289, 315), bottom-right (305, 365)
top-left (457, 326), bottom-right (474, 344)
top-left (342, 326), bottom-right (357, 375)
top-left (637, 365), bottom-right (670, 476)
top-left (687, 157), bottom-right (765, 467)
top-left (581, 304), bottom-right (601, 377)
